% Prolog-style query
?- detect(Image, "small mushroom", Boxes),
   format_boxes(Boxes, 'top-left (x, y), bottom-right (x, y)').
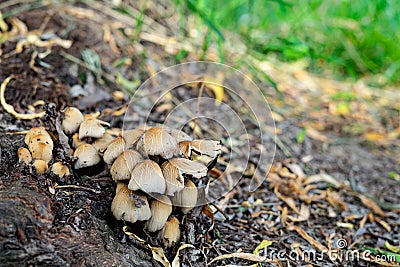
top-left (158, 216), bottom-right (181, 247)
top-left (62, 107), bottom-right (84, 134)
top-left (17, 147), bottom-right (32, 164)
top-left (111, 183), bottom-right (151, 223)
top-left (91, 132), bottom-right (115, 151)
top-left (178, 141), bottom-right (191, 158)
top-left (51, 162), bottom-right (70, 178)
top-left (102, 136), bottom-right (126, 165)
top-left (72, 133), bottom-right (86, 148)
top-left (161, 161), bottom-right (184, 196)
top-left (33, 159), bottom-right (48, 174)
top-left (78, 117), bottom-right (110, 140)
top-left (74, 143), bottom-right (101, 169)
top-left (172, 179), bottom-right (198, 214)
top-left (24, 126), bottom-right (51, 145)
top-left (110, 149), bottom-right (143, 181)
top-left (189, 140), bottom-right (221, 158)
top-left (163, 127), bottom-right (192, 143)
top-left (145, 195), bottom-right (172, 232)
top-left (28, 136), bottom-right (53, 163)
top-left (128, 159), bottom-right (166, 194)
top-left (122, 128), bottom-right (145, 148)
top-left (136, 127), bottom-right (179, 159)
top-left (169, 158), bottom-right (208, 179)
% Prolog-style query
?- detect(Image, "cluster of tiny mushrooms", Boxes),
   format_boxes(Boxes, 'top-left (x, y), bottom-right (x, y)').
top-left (17, 107), bottom-right (222, 248)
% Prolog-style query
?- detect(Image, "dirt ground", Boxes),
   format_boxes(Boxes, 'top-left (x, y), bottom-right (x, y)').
top-left (0, 2), bottom-right (399, 267)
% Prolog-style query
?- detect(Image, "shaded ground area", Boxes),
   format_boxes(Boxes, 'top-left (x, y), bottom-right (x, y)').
top-left (0, 2), bottom-right (399, 267)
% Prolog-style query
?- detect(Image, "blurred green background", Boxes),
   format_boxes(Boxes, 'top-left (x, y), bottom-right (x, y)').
top-left (178, 0), bottom-right (400, 86)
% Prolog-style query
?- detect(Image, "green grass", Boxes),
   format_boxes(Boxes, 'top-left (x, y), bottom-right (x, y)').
top-left (178, 0), bottom-right (400, 86)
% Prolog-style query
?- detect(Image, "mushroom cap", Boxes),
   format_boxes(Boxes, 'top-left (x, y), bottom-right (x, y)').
top-left (161, 161), bottom-right (184, 196)
top-left (78, 117), bottom-right (109, 140)
top-left (24, 126), bottom-right (51, 145)
top-left (111, 183), bottom-right (151, 223)
top-left (136, 127), bottom-right (179, 159)
top-left (72, 133), bottom-right (86, 148)
top-left (62, 107), bottom-right (84, 134)
top-left (163, 127), bottom-right (192, 143)
top-left (73, 143), bottom-right (101, 169)
top-left (128, 159), bottom-right (166, 194)
top-left (169, 158), bottom-right (207, 179)
top-left (178, 141), bottom-right (191, 158)
top-left (91, 132), bottom-right (115, 151)
top-left (122, 128), bottom-right (145, 148)
top-left (33, 159), bottom-right (48, 174)
top-left (145, 195), bottom-right (172, 232)
top-left (190, 140), bottom-right (221, 158)
top-left (102, 136), bottom-right (126, 165)
top-left (51, 162), bottom-right (70, 178)
top-left (29, 138), bottom-right (53, 163)
top-left (158, 216), bottom-right (181, 247)
top-left (17, 147), bottom-right (32, 164)
top-left (110, 149), bottom-right (143, 181)
top-left (172, 179), bottom-right (198, 214)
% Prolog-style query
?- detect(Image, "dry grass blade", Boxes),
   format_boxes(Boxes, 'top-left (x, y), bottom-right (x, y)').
top-left (286, 224), bottom-right (328, 252)
top-left (356, 193), bottom-right (387, 218)
top-left (208, 252), bottom-right (271, 265)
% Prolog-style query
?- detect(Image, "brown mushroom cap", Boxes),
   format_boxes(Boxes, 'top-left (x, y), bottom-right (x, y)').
top-left (128, 159), bottom-right (166, 194)
top-left (102, 136), bottom-right (126, 165)
top-left (72, 133), bottom-right (86, 148)
top-left (172, 179), bottom-right (198, 214)
top-left (163, 127), bottom-right (192, 143)
top-left (111, 183), bottom-right (151, 223)
top-left (169, 158), bottom-right (207, 179)
top-left (62, 107), bottom-right (84, 134)
top-left (145, 195), bottom-right (172, 232)
top-left (33, 159), bottom-right (48, 174)
top-left (24, 126), bottom-right (51, 145)
top-left (91, 132), bottom-right (115, 151)
top-left (74, 143), bottom-right (101, 169)
top-left (189, 140), bottom-right (222, 158)
top-left (136, 127), bottom-right (179, 159)
top-left (110, 149), bottom-right (143, 181)
top-left (178, 141), bottom-right (191, 158)
top-left (17, 147), bottom-right (32, 164)
top-left (28, 135), bottom-right (53, 164)
top-left (78, 117), bottom-right (109, 140)
top-left (158, 216), bottom-right (181, 247)
top-left (51, 162), bottom-right (70, 178)
top-left (122, 128), bottom-right (145, 148)
top-left (161, 161), bottom-right (184, 196)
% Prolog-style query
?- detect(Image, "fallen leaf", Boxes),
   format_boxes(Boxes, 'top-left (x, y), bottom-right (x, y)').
top-left (304, 173), bottom-right (342, 189)
top-left (356, 194), bottom-right (387, 217)
top-left (208, 252), bottom-right (270, 265)
top-left (203, 73), bottom-right (225, 105)
top-left (375, 217), bottom-right (391, 232)
top-left (274, 187), bottom-right (300, 214)
top-left (306, 128), bottom-right (330, 142)
top-left (253, 240), bottom-right (274, 255)
top-left (287, 204), bottom-right (310, 222)
top-left (171, 244), bottom-right (196, 267)
top-left (286, 224), bottom-right (328, 252)
top-left (336, 222), bottom-right (354, 229)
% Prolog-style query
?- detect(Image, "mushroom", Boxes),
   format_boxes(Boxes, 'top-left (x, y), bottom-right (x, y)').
top-left (158, 216), bottom-right (181, 247)
top-left (145, 195), bottom-right (172, 232)
top-left (111, 183), bottom-right (151, 223)
top-left (178, 141), bottom-right (191, 158)
top-left (128, 159), bottom-right (166, 194)
top-left (33, 159), bottom-right (48, 174)
top-left (28, 135), bottom-right (53, 163)
top-left (161, 161), bottom-right (184, 196)
top-left (172, 179), bottom-right (198, 214)
top-left (122, 128), bottom-right (145, 148)
top-left (72, 133), bottom-right (86, 148)
top-left (91, 132), bottom-right (115, 151)
top-left (74, 143), bottom-right (101, 169)
top-left (169, 158), bottom-right (208, 179)
top-left (78, 116), bottom-right (110, 140)
top-left (17, 147), bottom-right (32, 164)
top-left (189, 140), bottom-right (222, 158)
top-left (24, 126), bottom-right (51, 145)
top-left (62, 107), bottom-right (84, 134)
top-left (51, 162), bottom-right (70, 178)
top-left (136, 127), bottom-right (179, 159)
top-left (102, 136), bottom-right (126, 165)
top-left (163, 127), bottom-right (192, 143)
top-left (110, 149), bottom-right (143, 181)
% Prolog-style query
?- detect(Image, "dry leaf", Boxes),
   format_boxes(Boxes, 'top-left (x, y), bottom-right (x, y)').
top-left (306, 128), bottom-right (330, 142)
top-left (171, 244), bottom-right (196, 267)
top-left (357, 194), bottom-right (387, 217)
top-left (203, 73), bottom-right (225, 105)
top-left (208, 252), bottom-right (270, 265)
top-left (375, 217), bottom-right (391, 232)
top-left (286, 224), bottom-right (328, 252)
top-left (274, 187), bottom-right (300, 214)
top-left (253, 240), bottom-right (274, 255)
top-left (287, 204), bottom-right (310, 222)
top-left (304, 173), bottom-right (342, 189)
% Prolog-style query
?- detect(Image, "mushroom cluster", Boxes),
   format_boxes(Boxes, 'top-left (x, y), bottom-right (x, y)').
top-left (16, 106), bottom-right (222, 248)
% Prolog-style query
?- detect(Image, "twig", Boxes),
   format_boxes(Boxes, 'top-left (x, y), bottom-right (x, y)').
top-left (55, 185), bottom-right (101, 194)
